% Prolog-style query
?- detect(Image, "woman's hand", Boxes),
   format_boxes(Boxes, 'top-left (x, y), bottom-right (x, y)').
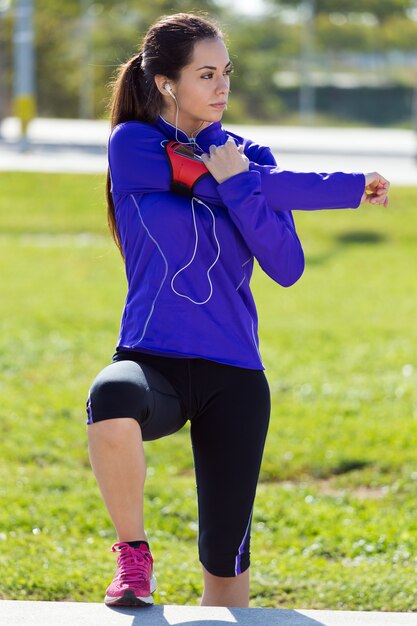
top-left (361, 172), bottom-right (390, 207)
top-left (201, 137), bottom-right (249, 184)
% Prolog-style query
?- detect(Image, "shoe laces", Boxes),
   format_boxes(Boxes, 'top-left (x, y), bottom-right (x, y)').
top-left (112, 542), bottom-right (151, 586)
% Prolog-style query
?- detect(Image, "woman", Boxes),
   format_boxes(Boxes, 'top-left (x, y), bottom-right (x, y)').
top-left (86, 12), bottom-right (389, 609)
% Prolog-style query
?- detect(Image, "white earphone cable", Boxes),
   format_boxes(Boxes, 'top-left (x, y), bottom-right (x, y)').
top-left (166, 89), bottom-right (204, 153)
top-left (170, 197), bottom-right (221, 305)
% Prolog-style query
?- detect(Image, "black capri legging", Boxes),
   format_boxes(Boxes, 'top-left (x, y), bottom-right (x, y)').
top-left (87, 350), bottom-right (270, 577)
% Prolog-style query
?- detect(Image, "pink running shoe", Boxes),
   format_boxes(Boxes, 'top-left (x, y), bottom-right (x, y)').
top-left (104, 542), bottom-right (156, 607)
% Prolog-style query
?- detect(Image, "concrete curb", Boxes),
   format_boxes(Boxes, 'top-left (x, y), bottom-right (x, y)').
top-left (0, 601), bottom-right (415, 626)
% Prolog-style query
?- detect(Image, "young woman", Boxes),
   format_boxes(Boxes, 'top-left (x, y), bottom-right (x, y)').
top-left (86, 12), bottom-right (389, 609)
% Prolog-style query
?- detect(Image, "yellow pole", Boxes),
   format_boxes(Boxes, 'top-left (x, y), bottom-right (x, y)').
top-left (14, 93), bottom-right (36, 137)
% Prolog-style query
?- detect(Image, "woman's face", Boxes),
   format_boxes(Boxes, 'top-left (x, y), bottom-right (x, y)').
top-left (162, 37), bottom-right (232, 134)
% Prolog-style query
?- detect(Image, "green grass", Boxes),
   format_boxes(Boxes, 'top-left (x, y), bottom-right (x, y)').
top-left (0, 173), bottom-right (416, 610)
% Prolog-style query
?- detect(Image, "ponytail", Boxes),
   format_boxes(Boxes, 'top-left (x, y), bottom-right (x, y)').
top-left (109, 52), bottom-right (162, 128)
top-left (106, 52), bottom-right (162, 257)
top-left (106, 13), bottom-right (223, 257)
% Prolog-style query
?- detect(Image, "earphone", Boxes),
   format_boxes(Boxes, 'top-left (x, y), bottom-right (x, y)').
top-left (165, 83), bottom-right (175, 99)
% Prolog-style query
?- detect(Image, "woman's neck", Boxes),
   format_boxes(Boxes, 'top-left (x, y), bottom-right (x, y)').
top-left (160, 109), bottom-right (210, 138)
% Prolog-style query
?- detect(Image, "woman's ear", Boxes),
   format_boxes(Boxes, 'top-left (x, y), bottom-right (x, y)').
top-left (154, 75), bottom-right (172, 98)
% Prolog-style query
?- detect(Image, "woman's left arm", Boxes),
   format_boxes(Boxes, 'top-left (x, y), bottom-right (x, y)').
top-left (250, 163), bottom-right (389, 211)
top-left (202, 139), bottom-right (305, 287)
top-left (202, 137), bottom-right (390, 212)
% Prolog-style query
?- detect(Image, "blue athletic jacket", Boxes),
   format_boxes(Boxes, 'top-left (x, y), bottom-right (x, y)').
top-left (108, 116), bottom-right (365, 369)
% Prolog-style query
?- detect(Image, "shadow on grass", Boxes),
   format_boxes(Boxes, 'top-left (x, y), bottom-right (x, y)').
top-left (309, 458), bottom-right (372, 480)
top-left (109, 604), bottom-right (327, 625)
top-left (307, 229), bottom-right (387, 266)
top-left (336, 231), bottom-right (386, 245)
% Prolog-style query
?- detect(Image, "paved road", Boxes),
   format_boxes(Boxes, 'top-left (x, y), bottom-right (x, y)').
top-left (0, 117), bottom-right (416, 185)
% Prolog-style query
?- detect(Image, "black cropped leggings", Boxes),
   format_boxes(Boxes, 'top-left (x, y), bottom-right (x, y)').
top-left (87, 350), bottom-right (270, 577)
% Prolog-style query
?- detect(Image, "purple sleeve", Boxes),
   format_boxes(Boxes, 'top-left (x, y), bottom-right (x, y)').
top-left (109, 122), bottom-right (171, 193)
top-left (217, 170), bottom-right (305, 288)
top-left (249, 162), bottom-right (365, 211)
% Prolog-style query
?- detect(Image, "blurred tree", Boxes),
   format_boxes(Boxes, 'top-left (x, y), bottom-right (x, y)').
top-left (223, 15), bottom-right (295, 122)
top-left (267, 0), bottom-right (417, 126)
top-left (2, 0), bottom-right (416, 123)
top-left (270, 0), bottom-right (417, 22)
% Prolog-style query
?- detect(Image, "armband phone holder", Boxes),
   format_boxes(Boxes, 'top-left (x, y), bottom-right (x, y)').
top-left (164, 140), bottom-right (209, 196)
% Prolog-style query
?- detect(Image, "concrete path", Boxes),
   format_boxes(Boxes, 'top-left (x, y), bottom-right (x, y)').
top-left (0, 117), bottom-right (416, 184)
top-left (1, 601), bottom-right (416, 626)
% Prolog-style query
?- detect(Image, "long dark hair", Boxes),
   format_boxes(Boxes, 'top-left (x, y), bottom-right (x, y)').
top-left (106, 13), bottom-right (223, 256)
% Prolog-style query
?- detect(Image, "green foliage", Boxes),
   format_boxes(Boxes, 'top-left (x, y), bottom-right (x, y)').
top-left (2, 1), bottom-right (417, 123)
top-left (224, 17), bottom-right (293, 122)
top-left (0, 173), bottom-right (416, 608)
top-left (273, 0), bottom-right (417, 22)
top-left (314, 14), bottom-right (378, 52)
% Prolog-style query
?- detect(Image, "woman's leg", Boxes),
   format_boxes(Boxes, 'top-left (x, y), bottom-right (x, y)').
top-left (201, 567), bottom-right (250, 608)
top-left (88, 417), bottom-right (147, 542)
top-left (87, 358), bottom-right (187, 607)
top-left (189, 362), bottom-right (271, 608)
top-left (87, 358), bottom-right (186, 542)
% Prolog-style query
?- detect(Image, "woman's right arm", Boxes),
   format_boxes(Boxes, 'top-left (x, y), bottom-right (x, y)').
top-left (108, 122), bottom-right (223, 205)
top-left (109, 122), bottom-right (174, 194)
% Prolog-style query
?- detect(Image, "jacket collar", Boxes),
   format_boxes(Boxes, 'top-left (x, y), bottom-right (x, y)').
top-left (154, 115), bottom-right (229, 152)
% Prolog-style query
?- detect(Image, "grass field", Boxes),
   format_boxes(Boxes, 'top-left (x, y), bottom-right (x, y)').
top-left (0, 173), bottom-right (416, 610)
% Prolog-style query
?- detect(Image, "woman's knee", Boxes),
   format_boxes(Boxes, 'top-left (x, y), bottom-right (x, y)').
top-left (86, 360), bottom-right (186, 441)
top-left (86, 361), bottom-right (151, 426)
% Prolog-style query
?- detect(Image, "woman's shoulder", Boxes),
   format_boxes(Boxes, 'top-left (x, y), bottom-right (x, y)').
top-left (225, 128), bottom-right (277, 166)
top-left (110, 120), bottom-right (165, 145)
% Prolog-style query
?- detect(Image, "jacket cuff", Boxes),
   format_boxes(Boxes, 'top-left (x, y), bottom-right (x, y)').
top-left (350, 173), bottom-right (366, 208)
